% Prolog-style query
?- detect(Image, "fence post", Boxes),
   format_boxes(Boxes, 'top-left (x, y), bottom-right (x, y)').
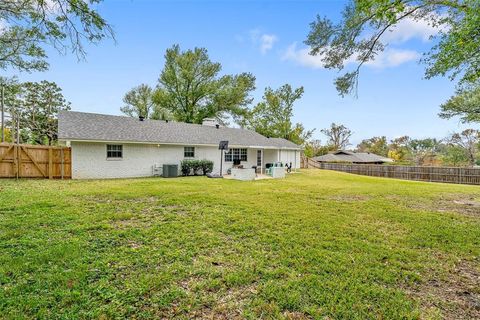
top-left (60, 148), bottom-right (64, 180)
top-left (48, 147), bottom-right (53, 179)
top-left (12, 144), bottom-right (17, 178)
top-left (17, 143), bottom-right (21, 178)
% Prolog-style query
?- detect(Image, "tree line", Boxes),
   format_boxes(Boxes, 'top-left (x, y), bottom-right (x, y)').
top-left (3, 42), bottom-right (477, 169)
top-left (1, 0), bottom-right (479, 168)
top-left (120, 45), bottom-right (314, 146)
top-left (305, 124), bottom-right (480, 167)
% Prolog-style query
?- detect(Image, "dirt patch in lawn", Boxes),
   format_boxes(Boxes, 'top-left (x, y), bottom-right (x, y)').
top-left (437, 195), bottom-right (480, 218)
top-left (407, 259), bottom-right (480, 319)
top-left (329, 194), bottom-right (372, 202)
top-left (111, 208), bottom-right (181, 229)
top-left (448, 198), bottom-right (480, 216)
top-left (81, 195), bottom-right (190, 213)
top-left (390, 194), bottom-right (480, 218)
top-left (109, 203), bottom-right (190, 229)
top-left (82, 195), bottom-right (160, 204)
top-left (168, 277), bottom-right (258, 319)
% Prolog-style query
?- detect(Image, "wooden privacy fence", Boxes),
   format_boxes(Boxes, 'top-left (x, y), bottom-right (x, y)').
top-left (302, 157), bottom-right (480, 185)
top-left (0, 143), bottom-right (71, 179)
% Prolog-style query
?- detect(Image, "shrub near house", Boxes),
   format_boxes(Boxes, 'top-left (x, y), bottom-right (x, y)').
top-left (181, 159), bottom-right (214, 176)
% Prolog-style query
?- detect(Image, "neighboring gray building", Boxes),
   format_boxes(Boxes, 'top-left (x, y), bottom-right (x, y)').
top-left (313, 150), bottom-right (393, 164)
top-left (58, 111), bottom-right (301, 179)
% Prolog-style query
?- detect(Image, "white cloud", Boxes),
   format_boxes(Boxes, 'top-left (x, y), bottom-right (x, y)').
top-left (282, 42), bottom-right (420, 69)
top-left (259, 34), bottom-right (278, 54)
top-left (381, 17), bottom-right (445, 43)
top-left (282, 11), bottom-right (445, 70)
top-left (282, 43), bottom-right (324, 69)
top-left (250, 29), bottom-right (278, 54)
top-left (363, 48), bottom-right (420, 68)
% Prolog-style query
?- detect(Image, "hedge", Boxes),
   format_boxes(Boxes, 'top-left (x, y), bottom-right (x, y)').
top-left (180, 159), bottom-right (214, 176)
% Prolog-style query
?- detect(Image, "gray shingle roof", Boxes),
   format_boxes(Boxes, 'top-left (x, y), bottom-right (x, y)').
top-left (313, 150), bottom-right (393, 163)
top-left (58, 111), bottom-right (301, 150)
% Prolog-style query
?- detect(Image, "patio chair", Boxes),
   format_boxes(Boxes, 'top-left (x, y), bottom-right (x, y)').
top-left (266, 167), bottom-right (272, 176)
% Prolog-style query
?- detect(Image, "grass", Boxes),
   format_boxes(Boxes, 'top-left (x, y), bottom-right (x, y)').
top-left (0, 170), bottom-right (479, 319)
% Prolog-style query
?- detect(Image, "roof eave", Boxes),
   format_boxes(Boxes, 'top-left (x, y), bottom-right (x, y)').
top-left (58, 138), bottom-right (301, 150)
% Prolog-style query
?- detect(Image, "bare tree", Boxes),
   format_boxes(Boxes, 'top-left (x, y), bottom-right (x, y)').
top-left (408, 138), bottom-right (441, 166)
top-left (320, 123), bottom-right (353, 150)
top-left (448, 129), bottom-right (480, 166)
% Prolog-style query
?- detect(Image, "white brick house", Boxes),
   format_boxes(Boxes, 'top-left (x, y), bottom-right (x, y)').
top-left (58, 111), bottom-right (302, 179)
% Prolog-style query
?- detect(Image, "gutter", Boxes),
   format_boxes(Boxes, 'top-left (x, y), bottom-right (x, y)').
top-left (58, 138), bottom-right (302, 151)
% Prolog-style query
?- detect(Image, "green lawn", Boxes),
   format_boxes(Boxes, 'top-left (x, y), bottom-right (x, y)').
top-left (1, 170), bottom-right (479, 319)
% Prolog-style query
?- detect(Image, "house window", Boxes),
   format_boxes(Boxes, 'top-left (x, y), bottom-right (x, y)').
top-left (225, 150), bottom-right (232, 162)
top-left (107, 144), bottom-right (123, 159)
top-left (240, 148), bottom-right (247, 161)
top-left (184, 146), bottom-right (195, 158)
top-left (225, 148), bottom-right (247, 162)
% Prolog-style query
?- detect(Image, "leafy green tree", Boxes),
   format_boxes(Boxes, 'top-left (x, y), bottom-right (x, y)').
top-left (408, 138), bottom-right (441, 165)
top-left (305, 0), bottom-right (480, 98)
top-left (304, 139), bottom-right (334, 158)
top-left (356, 136), bottom-right (388, 156)
top-left (0, 77), bottom-right (22, 108)
top-left (16, 81), bottom-right (71, 145)
top-left (153, 45), bottom-right (256, 124)
top-left (1, 77), bottom-right (23, 142)
top-left (121, 84), bottom-right (172, 120)
top-left (0, 0), bottom-right (113, 72)
top-left (242, 84), bottom-right (314, 145)
top-left (439, 85), bottom-right (480, 123)
top-left (2, 127), bottom-right (12, 143)
top-left (320, 123), bottom-right (352, 150)
top-left (441, 145), bottom-right (469, 166)
top-left (388, 136), bottom-right (412, 162)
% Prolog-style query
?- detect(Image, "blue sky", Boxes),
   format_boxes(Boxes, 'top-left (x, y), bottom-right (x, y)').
top-left (5, 0), bottom-right (473, 145)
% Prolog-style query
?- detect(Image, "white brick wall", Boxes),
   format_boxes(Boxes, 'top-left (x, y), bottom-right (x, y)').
top-left (71, 141), bottom-right (300, 179)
